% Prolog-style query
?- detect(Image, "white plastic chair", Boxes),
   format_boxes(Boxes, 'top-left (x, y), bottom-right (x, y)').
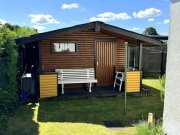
top-left (113, 72), bottom-right (125, 91)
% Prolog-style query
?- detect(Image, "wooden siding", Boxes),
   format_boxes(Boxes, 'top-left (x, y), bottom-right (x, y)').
top-left (115, 39), bottom-right (125, 71)
top-left (126, 71), bottom-right (141, 92)
top-left (39, 30), bottom-right (125, 87)
top-left (39, 74), bottom-right (58, 98)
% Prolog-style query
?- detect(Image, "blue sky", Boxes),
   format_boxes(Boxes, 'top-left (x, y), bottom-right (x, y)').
top-left (0, 0), bottom-right (170, 35)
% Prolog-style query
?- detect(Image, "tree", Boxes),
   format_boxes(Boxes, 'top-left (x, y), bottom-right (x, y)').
top-left (0, 23), bottom-right (37, 56)
top-left (0, 23), bottom-right (37, 131)
top-left (143, 27), bottom-right (158, 35)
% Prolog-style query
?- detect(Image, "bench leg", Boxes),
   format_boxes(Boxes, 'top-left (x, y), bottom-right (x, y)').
top-left (62, 84), bottom-right (64, 94)
top-left (113, 78), bottom-right (117, 87)
top-left (119, 80), bottom-right (123, 91)
top-left (89, 83), bottom-right (92, 93)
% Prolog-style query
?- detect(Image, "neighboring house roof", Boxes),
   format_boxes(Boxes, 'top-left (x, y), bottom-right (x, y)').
top-left (147, 35), bottom-right (168, 41)
top-left (16, 21), bottom-right (163, 46)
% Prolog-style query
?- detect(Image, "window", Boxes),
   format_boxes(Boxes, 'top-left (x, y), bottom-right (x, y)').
top-left (52, 42), bottom-right (77, 53)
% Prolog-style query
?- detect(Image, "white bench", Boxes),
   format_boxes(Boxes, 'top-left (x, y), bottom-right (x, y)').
top-left (55, 68), bottom-right (97, 94)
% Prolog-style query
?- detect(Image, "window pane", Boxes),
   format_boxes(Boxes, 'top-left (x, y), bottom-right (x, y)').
top-left (52, 42), bottom-right (76, 53)
top-left (53, 43), bottom-right (59, 52)
top-left (68, 43), bottom-right (75, 52)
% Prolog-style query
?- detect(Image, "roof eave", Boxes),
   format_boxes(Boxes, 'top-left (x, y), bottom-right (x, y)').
top-left (100, 23), bottom-right (163, 46)
top-left (16, 21), bottom-right (163, 46)
top-left (16, 22), bottom-right (96, 45)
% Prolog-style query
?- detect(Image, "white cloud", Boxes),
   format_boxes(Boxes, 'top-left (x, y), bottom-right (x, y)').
top-left (128, 27), bottom-right (141, 32)
top-left (29, 14), bottom-right (60, 25)
top-left (148, 18), bottom-right (154, 22)
top-left (163, 19), bottom-right (169, 24)
top-left (157, 22), bottom-right (162, 25)
top-left (89, 12), bottom-right (131, 22)
top-left (33, 24), bottom-right (46, 31)
top-left (0, 18), bottom-right (7, 25)
top-left (61, 3), bottom-right (79, 9)
top-left (156, 19), bottom-right (169, 25)
top-left (133, 8), bottom-right (162, 18)
top-left (89, 17), bottom-right (107, 22)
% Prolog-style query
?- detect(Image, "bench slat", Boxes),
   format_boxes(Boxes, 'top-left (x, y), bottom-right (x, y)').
top-left (57, 72), bottom-right (94, 75)
top-left (58, 75), bottom-right (95, 77)
top-left (58, 79), bottom-right (97, 84)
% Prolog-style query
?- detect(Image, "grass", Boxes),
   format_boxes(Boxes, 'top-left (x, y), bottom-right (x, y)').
top-left (3, 79), bottom-right (163, 135)
top-left (142, 79), bottom-right (162, 91)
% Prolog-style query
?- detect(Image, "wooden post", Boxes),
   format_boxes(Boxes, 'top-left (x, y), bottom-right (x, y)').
top-left (128, 46), bottom-right (130, 69)
top-left (148, 113), bottom-right (154, 128)
top-left (139, 42), bottom-right (143, 71)
top-left (124, 42), bottom-right (128, 115)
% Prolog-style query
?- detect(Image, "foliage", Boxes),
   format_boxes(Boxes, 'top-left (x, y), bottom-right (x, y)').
top-left (142, 68), bottom-right (150, 78)
top-left (0, 23), bottom-right (37, 131)
top-left (0, 23), bottom-right (37, 56)
top-left (159, 74), bottom-right (166, 102)
top-left (135, 120), bottom-right (164, 135)
top-left (143, 27), bottom-right (158, 35)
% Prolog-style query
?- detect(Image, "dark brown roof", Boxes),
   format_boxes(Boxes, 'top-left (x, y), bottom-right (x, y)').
top-left (147, 35), bottom-right (168, 41)
top-left (16, 21), bottom-right (163, 45)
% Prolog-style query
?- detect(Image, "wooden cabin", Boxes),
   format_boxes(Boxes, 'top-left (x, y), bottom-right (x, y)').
top-left (16, 21), bottom-right (162, 98)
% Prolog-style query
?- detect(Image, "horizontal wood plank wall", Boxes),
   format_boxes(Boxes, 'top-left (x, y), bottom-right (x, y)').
top-left (115, 39), bottom-right (125, 72)
top-left (39, 30), bottom-right (125, 88)
top-left (126, 71), bottom-right (141, 92)
top-left (40, 74), bottom-right (58, 98)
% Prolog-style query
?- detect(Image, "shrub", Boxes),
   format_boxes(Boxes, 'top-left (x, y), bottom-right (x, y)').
top-left (0, 24), bottom-right (37, 131)
top-left (142, 68), bottom-right (150, 78)
top-left (159, 74), bottom-right (166, 102)
top-left (135, 120), bottom-right (164, 135)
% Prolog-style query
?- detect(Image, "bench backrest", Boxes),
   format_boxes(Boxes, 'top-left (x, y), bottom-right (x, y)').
top-left (55, 68), bottom-right (95, 80)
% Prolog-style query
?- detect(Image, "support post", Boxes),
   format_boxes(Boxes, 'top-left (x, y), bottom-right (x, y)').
top-left (128, 46), bottom-right (130, 69)
top-left (139, 42), bottom-right (143, 71)
top-left (124, 42), bottom-right (128, 115)
top-left (139, 42), bottom-right (143, 92)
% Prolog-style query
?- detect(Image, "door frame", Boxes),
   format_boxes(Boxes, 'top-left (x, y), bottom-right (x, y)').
top-left (94, 39), bottom-right (116, 86)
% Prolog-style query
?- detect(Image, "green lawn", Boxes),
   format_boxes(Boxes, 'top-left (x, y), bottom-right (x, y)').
top-left (4, 79), bottom-right (163, 135)
top-left (142, 79), bottom-right (162, 91)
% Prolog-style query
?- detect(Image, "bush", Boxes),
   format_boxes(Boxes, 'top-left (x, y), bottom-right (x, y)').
top-left (135, 120), bottom-right (164, 135)
top-left (159, 74), bottom-right (166, 102)
top-left (0, 24), bottom-right (37, 131)
top-left (0, 116), bottom-right (8, 134)
top-left (142, 68), bottom-right (150, 78)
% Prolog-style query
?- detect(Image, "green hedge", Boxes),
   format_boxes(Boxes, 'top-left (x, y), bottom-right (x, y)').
top-left (0, 24), bottom-right (37, 132)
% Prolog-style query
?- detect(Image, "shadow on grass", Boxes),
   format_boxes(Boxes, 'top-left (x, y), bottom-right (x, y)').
top-left (37, 86), bottom-right (163, 127)
top-left (37, 95), bottom-right (125, 126)
top-left (4, 103), bottom-right (39, 135)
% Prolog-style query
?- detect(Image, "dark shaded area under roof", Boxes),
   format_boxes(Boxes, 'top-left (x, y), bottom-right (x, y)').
top-left (16, 21), bottom-right (163, 46)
